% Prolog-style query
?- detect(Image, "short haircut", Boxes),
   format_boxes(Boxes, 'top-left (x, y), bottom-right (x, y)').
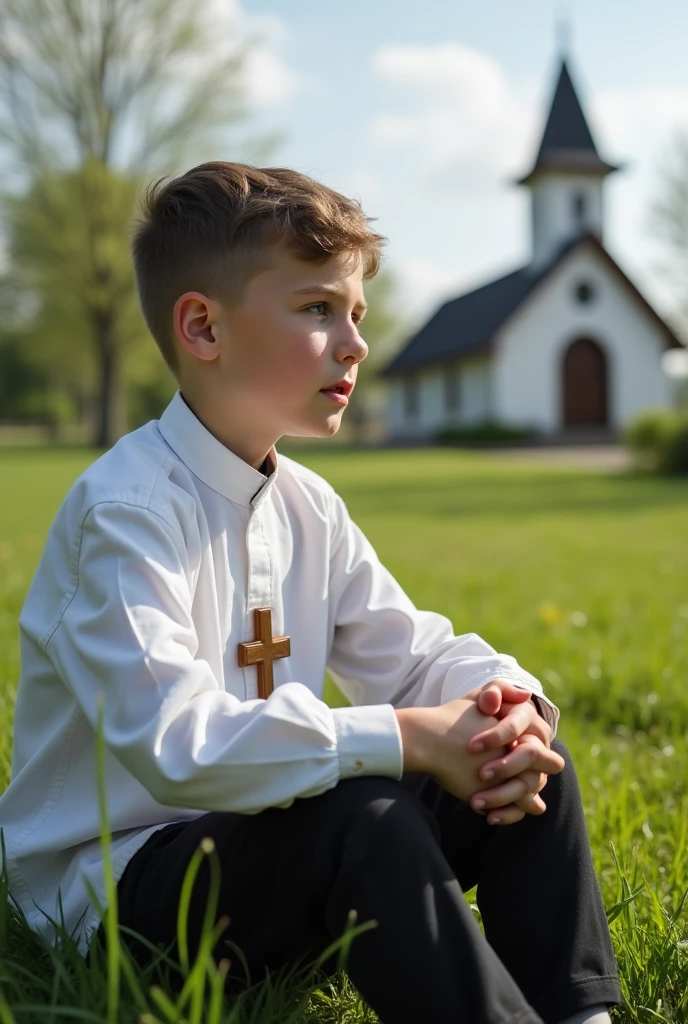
top-left (130, 161), bottom-right (387, 374)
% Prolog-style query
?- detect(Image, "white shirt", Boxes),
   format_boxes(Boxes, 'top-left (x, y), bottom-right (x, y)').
top-left (0, 391), bottom-right (558, 955)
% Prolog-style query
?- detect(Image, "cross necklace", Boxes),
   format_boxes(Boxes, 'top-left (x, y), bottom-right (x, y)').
top-left (238, 607), bottom-right (291, 699)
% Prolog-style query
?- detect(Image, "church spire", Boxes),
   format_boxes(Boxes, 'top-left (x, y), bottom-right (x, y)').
top-left (517, 59), bottom-right (619, 186)
top-left (518, 54), bottom-right (623, 270)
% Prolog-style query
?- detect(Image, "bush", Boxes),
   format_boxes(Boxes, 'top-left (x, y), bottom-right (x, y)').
top-left (127, 373), bottom-right (176, 431)
top-left (625, 409), bottom-right (688, 474)
top-left (662, 417), bottom-right (688, 474)
top-left (435, 421), bottom-right (536, 447)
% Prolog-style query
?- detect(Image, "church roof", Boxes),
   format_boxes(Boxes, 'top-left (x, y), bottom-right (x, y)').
top-left (381, 265), bottom-right (537, 376)
top-left (382, 234), bottom-right (683, 378)
top-left (517, 60), bottom-right (619, 184)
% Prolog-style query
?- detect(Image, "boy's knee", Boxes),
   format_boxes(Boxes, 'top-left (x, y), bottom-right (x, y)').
top-left (551, 738), bottom-right (577, 779)
top-left (321, 776), bottom-right (438, 846)
top-left (552, 737), bottom-right (570, 760)
top-left (543, 738), bottom-right (584, 805)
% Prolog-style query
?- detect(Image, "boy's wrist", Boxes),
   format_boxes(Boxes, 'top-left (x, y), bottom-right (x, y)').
top-left (395, 708), bottom-right (430, 774)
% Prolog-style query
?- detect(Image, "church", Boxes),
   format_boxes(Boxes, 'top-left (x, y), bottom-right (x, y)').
top-left (382, 56), bottom-right (683, 441)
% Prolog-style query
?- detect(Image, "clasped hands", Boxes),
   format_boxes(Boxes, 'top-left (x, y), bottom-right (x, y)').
top-left (463, 680), bottom-right (564, 825)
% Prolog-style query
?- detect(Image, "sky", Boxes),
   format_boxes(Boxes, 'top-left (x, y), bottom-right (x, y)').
top-left (223, 0), bottom-right (688, 331)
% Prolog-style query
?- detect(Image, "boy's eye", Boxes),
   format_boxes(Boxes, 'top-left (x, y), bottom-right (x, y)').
top-left (305, 302), bottom-right (365, 326)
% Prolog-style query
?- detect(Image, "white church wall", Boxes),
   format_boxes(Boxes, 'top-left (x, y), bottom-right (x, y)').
top-left (386, 371), bottom-right (442, 440)
top-left (387, 378), bottom-right (407, 437)
top-left (531, 174), bottom-right (604, 270)
top-left (386, 357), bottom-right (493, 439)
top-left (494, 244), bottom-right (672, 433)
top-left (457, 358), bottom-right (493, 424)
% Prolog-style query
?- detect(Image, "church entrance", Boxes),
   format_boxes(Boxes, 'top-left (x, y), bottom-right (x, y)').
top-left (561, 337), bottom-right (609, 428)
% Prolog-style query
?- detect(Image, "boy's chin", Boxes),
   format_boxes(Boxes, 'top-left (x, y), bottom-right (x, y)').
top-left (285, 412), bottom-right (344, 439)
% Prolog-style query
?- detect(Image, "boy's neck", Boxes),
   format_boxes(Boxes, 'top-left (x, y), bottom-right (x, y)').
top-left (178, 389), bottom-right (276, 473)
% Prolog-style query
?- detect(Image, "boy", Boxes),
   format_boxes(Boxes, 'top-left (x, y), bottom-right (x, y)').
top-left (0, 163), bottom-right (619, 1024)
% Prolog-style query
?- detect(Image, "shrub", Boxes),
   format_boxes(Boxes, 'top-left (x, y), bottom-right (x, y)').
top-left (661, 417), bottom-right (688, 474)
top-left (435, 421), bottom-right (536, 447)
top-left (625, 409), bottom-right (688, 474)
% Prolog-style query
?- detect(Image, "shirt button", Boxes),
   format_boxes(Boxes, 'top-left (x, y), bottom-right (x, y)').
top-left (353, 759), bottom-right (363, 772)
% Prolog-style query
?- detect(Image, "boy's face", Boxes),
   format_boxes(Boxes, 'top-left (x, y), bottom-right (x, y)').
top-left (207, 247), bottom-right (369, 441)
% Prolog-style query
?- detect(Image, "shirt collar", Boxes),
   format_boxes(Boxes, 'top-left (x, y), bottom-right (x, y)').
top-left (157, 390), bottom-right (278, 508)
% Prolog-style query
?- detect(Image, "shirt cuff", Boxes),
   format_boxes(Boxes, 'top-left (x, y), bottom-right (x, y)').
top-left (332, 704), bottom-right (404, 781)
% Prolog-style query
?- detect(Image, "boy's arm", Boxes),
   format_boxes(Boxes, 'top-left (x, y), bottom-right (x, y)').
top-left (326, 493), bottom-right (559, 734)
top-left (42, 501), bottom-right (402, 814)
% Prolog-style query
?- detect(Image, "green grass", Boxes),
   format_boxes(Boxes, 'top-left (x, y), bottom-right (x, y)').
top-left (1, 446), bottom-right (687, 1022)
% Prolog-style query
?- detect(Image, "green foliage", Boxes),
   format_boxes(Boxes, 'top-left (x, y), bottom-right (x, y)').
top-left (4, 163), bottom-right (146, 389)
top-left (435, 421), bottom-right (536, 446)
top-left (0, 0), bottom-right (265, 445)
top-left (1, 448), bottom-right (687, 1020)
top-left (0, 337), bottom-right (54, 423)
top-left (343, 269), bottom-right (408, 441)
top-left (128, 373), bottom-right (178, 432)
top-left (625, 409), bottom-right (688, 475)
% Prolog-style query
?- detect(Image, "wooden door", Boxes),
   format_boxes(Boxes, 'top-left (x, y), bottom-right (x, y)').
top-left (562, 337), bottom-right (608, 428)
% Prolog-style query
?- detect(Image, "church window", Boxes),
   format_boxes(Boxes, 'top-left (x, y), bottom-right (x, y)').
top-left (444, 366), bottom-right (461, 411)
top-left (574, 281), bottom-right (595, 304)
top-left (572, 192), bottom-right (586, 226)
top-left (403, 377), bottom-right (420, 418)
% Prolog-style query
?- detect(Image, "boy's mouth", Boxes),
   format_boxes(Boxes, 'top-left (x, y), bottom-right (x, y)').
top-left (319, 377), bottom-right (354, 405)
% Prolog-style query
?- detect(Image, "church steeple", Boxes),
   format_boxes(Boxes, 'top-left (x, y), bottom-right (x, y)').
top-left (518, 58), bottom-right (622, 270)
top-left (519, 60), bottom-right (618, 185)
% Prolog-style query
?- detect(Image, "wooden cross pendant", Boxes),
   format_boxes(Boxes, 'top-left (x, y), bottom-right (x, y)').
top-left (237, 607), bottom-right (291, 699)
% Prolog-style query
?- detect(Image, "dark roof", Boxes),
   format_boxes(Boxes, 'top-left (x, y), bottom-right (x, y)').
top-left (382, 233), bottom-right (683, 378)
top-left (517, 60), bottom-right (619, 184)
top-left (381, 265), bottom-right (538, 376)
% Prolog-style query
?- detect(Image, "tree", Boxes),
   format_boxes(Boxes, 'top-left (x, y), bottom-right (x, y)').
top-left (0, 0), bottom-right (269, 446)
top-left (4, 162), bottom-right (150, 440)
top-left (650, 132), bottom-right (688, 338)
top-left (345, 267), bottom-right (409, 443)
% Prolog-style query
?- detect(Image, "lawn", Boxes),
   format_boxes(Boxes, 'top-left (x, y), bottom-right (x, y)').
top-left (0, 445), bottom-right (687, 1022)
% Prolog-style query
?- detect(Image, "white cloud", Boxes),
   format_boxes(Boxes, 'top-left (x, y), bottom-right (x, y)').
top-left (369, 43), bottom-right (539, 191)
top-left (395, 256), bottom-right (484, 320)
top-left (591, 87), bottom-right (688, 314)
top-left (241, 46), bottom-right (301, 109)
top-left (593, 88), bottom-right (688, 164)
top-left (200, 0), bottom-right (302, 110)
top-left (367, 44), bottom-right (688, 320)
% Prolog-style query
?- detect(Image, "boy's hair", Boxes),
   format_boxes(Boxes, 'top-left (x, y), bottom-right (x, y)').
top-left (130, 161), bottom-right (387, 374)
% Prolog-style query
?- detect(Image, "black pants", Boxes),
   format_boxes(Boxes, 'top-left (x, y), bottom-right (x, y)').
top-left (94, 740), bottom-right (620, 1024)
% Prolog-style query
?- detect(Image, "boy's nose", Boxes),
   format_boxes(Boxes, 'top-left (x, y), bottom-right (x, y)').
top-left (339, 323), bottom-right (368, 364)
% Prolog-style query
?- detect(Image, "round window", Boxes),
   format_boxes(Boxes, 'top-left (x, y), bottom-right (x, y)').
top-left (574, 281), bottom-right (595, 304)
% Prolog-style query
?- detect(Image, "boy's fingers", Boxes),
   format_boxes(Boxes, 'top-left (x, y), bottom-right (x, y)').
top-left (469, 704), bottom-right (534, 751)
top-left (476, 686), bottom-right (502, 718)
top-left (480, 768), bottom-right (549, 824)
top-left (493, 703), bottom-right (552, 746)
top-left (479, 741), bottom-right (565, 782)
top-left (479, 679), bottom-right (532, 712)
top-left (471, 775), bottom-right (530, 812)
top-left (512, 791), bottom-right (547, 816)
top-left (485, 804), bottom-right (527, 825)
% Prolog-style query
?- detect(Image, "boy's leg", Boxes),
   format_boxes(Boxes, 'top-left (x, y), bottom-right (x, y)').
top-left (402, 739), bottom-right (620, 1023)
top-left (104, 776), bottom-right (545, 1024)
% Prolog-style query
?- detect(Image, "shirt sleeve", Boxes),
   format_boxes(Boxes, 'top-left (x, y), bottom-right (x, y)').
top-left (45, 501), bottom-right (402, 816)
top-left (326, 493), bottom-right (559, 735)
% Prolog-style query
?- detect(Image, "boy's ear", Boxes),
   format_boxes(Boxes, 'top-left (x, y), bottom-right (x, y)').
top-left (173, 291), bottom-right (222, 362)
